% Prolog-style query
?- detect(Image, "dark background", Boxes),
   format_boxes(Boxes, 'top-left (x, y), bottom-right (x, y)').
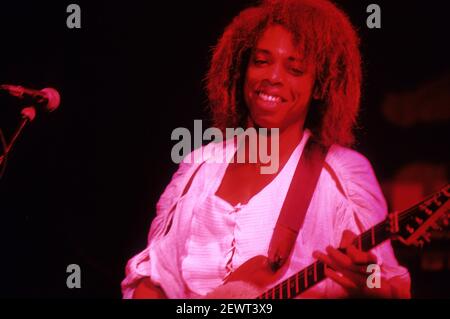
top-left (0, 0), bottom-right (449, 298)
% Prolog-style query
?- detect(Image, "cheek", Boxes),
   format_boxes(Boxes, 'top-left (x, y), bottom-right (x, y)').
top-left (289, 77), bottom-right (315, 101)
top-left (244, 74), bottom-right (258, 101)
top-left (245, 66), bottom-right (264, 89)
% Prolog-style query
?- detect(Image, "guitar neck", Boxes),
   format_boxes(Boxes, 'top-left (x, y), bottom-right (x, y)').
top-left (256, 219), bottom-right (390, 299)
top-left (257, 184), bottom-right (449, 299)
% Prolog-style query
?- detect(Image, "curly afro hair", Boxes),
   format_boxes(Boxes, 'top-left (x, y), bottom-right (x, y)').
top-left (206, 0), bottom-right (362, 147)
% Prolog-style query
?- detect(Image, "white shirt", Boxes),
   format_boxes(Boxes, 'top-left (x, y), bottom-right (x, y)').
top-left (121, 130), bottom-right (410, 298)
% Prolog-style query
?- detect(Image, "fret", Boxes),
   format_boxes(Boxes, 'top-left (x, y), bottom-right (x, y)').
top-left (279, 282), bottom-right (283, 299)
top-left (353, 221), bottom-right (389, 252)
top-left (313, 262), bottom-right (317, 282)
top-left (304, 268), bottom-right (308, 288)
top-left (374, 221), bottom-right (391, 247)
top-left (287, 277), bottom-right (291, 299)
top-left (295, 272), bottom-right (299, 294)
top-left (271, 287), bottom-right (275, 299)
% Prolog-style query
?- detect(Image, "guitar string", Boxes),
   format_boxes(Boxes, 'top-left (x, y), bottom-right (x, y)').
top-left (261, 194), bottom-right (449, 299)
top-left (266, 218), bottom-right (411, 298)
top-left (265, 222), bottom-right (388, 299)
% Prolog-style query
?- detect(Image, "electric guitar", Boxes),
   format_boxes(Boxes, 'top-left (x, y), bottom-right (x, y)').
top-left (210, 184), bottom-right (450, 299)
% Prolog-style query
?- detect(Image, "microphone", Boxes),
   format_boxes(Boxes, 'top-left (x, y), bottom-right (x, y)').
top-left (0, 84), bottom-right (61, 112)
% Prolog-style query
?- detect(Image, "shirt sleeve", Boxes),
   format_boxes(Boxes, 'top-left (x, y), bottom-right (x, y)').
top-left (121, 159), bottom-right (196, 298)
top-left (327, 146), bottom-right (411, 298)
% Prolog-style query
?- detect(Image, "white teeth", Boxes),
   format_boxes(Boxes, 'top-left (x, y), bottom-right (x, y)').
top-left (258, 92), bottom-right (282, 103)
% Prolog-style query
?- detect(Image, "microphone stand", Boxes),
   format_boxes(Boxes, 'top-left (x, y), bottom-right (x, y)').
top-left (0, 106), bottom-right (36, 167)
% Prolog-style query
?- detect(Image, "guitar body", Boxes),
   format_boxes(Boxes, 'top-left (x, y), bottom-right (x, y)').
top-left (206, 255), bottom-right (276, 299)
top-left (133, 277), bottom-right (168, 299)
top-left (206, 255), bottom-right (324, 299)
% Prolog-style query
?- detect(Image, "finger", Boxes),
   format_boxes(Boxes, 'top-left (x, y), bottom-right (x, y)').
top-left (326, 246), bottom-right (367, 275)
top-left (340, 230), bottom-right (357, 248)
top-left (315, 250), bottom-right (366, 284)
top-left (267, 243), bottom-right (277, 264)
top-left (324, 267), bottom-right (358, 291)
top-left (326, 246), bottom-right (353, 269)
top-left (267, 226), bottom-right (296, 265)
top-left (267, 248), bottom-right (289, 271)
top-left (267, 246), bottom-right (282, 268)
top-left (346, 245), bottom-right (378, 265)
top-left (313, 250), bottom-right (338, 270)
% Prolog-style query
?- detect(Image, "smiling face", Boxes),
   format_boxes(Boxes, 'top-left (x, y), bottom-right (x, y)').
top-left (244, 25), bottom-right (316, 131)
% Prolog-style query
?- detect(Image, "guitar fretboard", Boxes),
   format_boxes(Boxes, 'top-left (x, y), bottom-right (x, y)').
top-left (256, 219), bottom-right (390, 299)
top-left (257, 184), bottom-right (449, 299)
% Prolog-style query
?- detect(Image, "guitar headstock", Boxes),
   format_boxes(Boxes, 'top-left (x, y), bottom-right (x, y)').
top-left (389, 184), bottom-right (450, 247)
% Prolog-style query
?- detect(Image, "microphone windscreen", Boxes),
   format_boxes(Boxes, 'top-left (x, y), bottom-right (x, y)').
top-left (41, 87), bottom-right (61, 112)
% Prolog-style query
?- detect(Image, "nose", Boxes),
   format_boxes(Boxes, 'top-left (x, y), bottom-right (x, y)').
top-left (266, 62), bottom-right (284, 86)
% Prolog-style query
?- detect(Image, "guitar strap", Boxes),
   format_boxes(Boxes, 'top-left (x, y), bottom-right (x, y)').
top-left (268, 138), bottom-right (329, 270)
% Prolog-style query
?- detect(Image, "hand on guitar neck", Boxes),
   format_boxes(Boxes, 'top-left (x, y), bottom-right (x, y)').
top-left (313, 230), bottom-right (406, 298)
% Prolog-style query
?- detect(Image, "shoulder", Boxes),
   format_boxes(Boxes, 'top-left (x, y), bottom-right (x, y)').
top-left (158, 139), bottom-right (232, 207)
top-left (325, 145), bottom-right (375, 189)
top-left (324, 145), bottom-right (387, 219)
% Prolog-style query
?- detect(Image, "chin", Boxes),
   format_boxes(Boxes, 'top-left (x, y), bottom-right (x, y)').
top-left (251, 118), bottom-right (281, 130)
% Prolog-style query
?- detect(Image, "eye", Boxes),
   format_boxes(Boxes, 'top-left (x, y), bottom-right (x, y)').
top-left (254, 59), bottom-right (268, 66)
top-left (290, 67), bottom-right (305, 76)
top-left (287, 59), bottom-right (306, 76)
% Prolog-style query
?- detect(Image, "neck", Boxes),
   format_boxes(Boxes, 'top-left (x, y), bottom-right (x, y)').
top-left (240, 119), bottom-right (305, 172)
top-left (276, 122), bottom-right (305, 163)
